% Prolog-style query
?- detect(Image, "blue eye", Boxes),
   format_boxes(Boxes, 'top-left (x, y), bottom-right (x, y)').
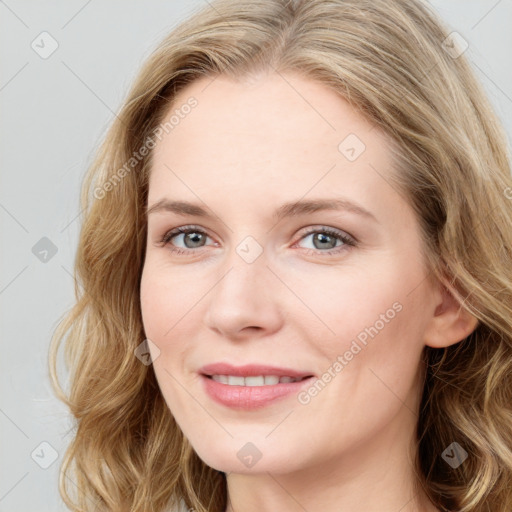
top-left (296, 227), bottom-right (356, 255)
top-left (160, 225), bottom-right (212, 255)
top-left (159, 225), bottom-right (356, 257)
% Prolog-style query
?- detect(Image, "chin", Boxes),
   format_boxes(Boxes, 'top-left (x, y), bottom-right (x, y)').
top-left (188, 436), bottom-right (301, 475)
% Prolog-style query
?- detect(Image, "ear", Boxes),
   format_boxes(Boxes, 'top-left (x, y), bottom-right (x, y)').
top-left (423, 279), bottom-right (479, 349)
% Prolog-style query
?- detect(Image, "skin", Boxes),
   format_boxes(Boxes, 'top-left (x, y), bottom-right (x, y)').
top-left (140, 71), bottom-right (478, 512)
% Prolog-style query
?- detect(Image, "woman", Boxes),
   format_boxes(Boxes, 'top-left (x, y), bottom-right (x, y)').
top-left (49, 0), bottom-right (512, 511)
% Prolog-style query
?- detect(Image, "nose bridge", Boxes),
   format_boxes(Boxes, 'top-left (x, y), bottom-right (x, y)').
top-left (216, 242), bottom-right (271, 303)
top-left (204, 240), bottom-right (283, 335)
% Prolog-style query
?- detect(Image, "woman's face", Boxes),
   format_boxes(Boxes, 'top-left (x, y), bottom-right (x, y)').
top-left (140, 72), bottom-right (441, 475)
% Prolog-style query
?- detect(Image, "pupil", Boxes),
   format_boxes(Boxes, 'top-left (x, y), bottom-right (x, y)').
top-left (186, 232), bottom-right (204, 248)
top-left (315, 233), bottom-right (335, 249)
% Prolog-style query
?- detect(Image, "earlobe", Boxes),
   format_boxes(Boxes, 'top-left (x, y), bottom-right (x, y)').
top-left (424, 281), bottom-right (480, 349)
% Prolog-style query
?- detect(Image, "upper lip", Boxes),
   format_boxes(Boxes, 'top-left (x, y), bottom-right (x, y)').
top-left (199, 363), bottom-right (315, 379)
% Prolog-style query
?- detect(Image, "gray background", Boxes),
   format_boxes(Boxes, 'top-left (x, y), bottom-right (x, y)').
top-left (1, 1), bottom-right (511, 510)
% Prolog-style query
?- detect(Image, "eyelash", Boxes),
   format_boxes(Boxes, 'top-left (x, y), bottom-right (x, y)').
top-left (159, 224), bottom-right (357, 257)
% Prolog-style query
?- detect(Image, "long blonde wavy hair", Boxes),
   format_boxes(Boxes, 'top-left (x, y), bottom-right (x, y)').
top-left (49, 0), bottom-right (512, 510)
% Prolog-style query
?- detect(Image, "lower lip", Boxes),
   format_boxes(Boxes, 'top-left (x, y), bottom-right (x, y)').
top-left (201, 375), bottom-right (314, 410)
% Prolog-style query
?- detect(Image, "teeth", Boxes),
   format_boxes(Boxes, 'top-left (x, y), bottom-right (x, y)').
top-left (210, 375), bottom-right (304, 386)
top-left (227, 375), bottom-right (245, 386)
top-left (245, 376), bottom-right (264, 386)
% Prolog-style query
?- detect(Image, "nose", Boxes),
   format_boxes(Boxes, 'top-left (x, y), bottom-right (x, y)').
top-left (203, 252), bottom-right (284, 340)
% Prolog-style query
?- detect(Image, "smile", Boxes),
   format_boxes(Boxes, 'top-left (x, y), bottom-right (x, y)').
top-left (208, 375), bottom-right (308, 386)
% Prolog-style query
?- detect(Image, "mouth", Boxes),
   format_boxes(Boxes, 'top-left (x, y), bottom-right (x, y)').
top-left (199, 362), bottom-right (315, 382)
top-left (198, 363), bottom-right (316, 409)
top-left (205, 374), bottom-right (311, 386)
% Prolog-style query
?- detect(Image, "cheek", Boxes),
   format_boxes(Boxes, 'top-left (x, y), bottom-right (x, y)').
top-left (290, 264), bottom-right (404, 348)
top-left (139, 263), bottom-right (200, 419)
top-left (140, 260), bottom-right (201, 341)
top-left (139, 259), bottom-right (214, 390)
top-left (139, 263), bottom-right (188, 376)
top-left (291, 278), bottom-right (427, 451)
top-left (297, 256), bottom-right (429, 393)
top-left (140, 268), bottom-right (166, 341)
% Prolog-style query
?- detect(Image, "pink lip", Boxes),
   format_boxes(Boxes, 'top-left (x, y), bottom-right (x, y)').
top-left (199, 363), bottom-right (313, 378)
top-left (198, 363), bottom-right (315, 410)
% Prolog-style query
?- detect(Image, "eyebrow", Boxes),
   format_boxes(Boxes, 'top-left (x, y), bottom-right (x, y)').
top-left (146, 197), bottom-right (378, 224)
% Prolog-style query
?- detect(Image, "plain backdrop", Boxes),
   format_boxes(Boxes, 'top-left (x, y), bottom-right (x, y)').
top-left (1, 1), bottom-right (511, 511)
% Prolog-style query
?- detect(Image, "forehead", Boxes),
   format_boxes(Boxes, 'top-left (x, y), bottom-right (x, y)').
top-left (148, 72), bottom-right (409, 228)
top-left (154, 72), bottom-right (381, 162)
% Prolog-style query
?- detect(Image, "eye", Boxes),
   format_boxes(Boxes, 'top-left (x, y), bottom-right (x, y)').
top-left (158, 225), bottom-right (357, 257)
top-left (159, 225), bottom-right (214, 255)
top-left (294, 226), bottom-right (356, 256)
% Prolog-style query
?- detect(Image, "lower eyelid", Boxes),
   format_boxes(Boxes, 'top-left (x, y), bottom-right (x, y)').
top-left (294, 236), bottom-right (354, 255)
